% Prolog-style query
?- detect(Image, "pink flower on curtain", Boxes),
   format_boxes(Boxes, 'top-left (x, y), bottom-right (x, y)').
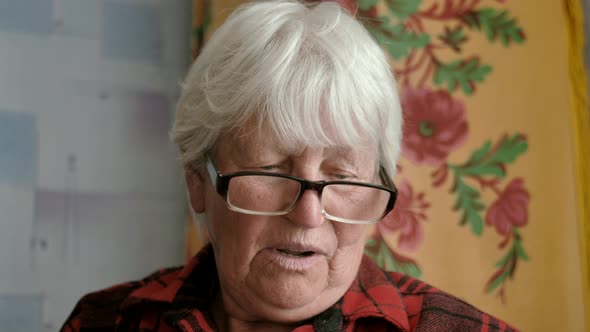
top-left (401, 88), bottom-right (468, 166)
top-left (378, 180), bottom-right (430, 252)
top-left (485, 178), bottom-right (530, 236)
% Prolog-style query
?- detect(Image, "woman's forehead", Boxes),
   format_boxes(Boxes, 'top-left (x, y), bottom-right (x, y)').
top-left (210, 114), bottom-right (376, 164)
top-left (221, 130), bottom-right (374, 162)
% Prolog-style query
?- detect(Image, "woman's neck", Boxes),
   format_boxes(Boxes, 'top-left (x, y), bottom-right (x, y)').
top-left (211, 296), bottom-right (295, 332)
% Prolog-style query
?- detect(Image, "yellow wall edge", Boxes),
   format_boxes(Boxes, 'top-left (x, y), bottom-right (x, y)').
top-left (564, 0), bottom-right (590, 330)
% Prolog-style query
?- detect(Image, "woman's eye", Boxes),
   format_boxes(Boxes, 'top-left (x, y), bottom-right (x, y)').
top-left (260, 165), bottom-right (282, 172)
top-left (330, 172), bottom-right (355, 180)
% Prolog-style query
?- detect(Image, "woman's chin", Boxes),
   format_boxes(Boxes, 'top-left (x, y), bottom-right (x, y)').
top-left (250, 273), bottom-right (325, 309)
top-left (248, 250), bottom-right (322, 289)
top-left (242, 265), bottom-right (335, 322)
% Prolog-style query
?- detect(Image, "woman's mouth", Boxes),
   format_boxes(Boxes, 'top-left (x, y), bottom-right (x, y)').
top-left (258, 246), bottom-right (323, 271)
top-left (277, 249), bottom-right (315, 257)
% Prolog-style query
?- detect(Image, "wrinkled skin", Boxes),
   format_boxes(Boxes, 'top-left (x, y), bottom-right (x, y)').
top-left (186, 127), bottom-right (375, 331)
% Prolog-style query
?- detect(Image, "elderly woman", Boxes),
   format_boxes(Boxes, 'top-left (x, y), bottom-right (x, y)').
top-left (62, 1), bottom-right (516, 331)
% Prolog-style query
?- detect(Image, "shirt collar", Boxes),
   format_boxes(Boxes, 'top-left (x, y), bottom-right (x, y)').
top-left (121, 244), bottom-right (218, 309)
top-left (341, 255), bottom-right (410, 331)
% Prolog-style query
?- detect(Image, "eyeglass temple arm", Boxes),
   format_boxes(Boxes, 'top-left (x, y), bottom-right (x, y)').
top-left (379, 166), bottom-right (395, 190)
top-left (206, 158), bottom-right (219, 189)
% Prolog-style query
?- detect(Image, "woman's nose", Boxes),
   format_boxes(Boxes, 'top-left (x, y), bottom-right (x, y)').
top-left (285, 189), bottom-right (326, 228)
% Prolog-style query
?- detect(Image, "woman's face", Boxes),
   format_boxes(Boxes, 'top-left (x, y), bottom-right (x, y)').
top-left (187, 129), bottom-right (376, 323)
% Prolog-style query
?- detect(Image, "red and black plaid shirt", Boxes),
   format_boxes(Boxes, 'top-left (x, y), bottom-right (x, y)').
top-left (61, 244), bottom-right (518, 332)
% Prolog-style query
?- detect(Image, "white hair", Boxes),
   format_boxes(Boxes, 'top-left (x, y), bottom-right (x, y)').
top-left (171, 0), bottom-right (402, 177)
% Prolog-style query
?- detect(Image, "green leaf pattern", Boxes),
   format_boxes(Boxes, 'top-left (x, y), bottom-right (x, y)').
top-left (461, 9), bottom-right (526, 47)
top-left (434, 58), bottom-right (493, 95)
top-left (366, 20), bottom-right (430, 60)
top-left (452, 177), bottom-right (485, 235)
top-left (355, 0), bottom-right (529, 301)
top-left (365, 237), bottom-right (422, 278)
top-left (384, 0), bottom-right (423, 20)
top-left (458, 134), bottom-right (528, 178)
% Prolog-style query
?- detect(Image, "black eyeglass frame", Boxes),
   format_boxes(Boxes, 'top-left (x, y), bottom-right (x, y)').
top-left (204, 157), bottom-right (398, 224)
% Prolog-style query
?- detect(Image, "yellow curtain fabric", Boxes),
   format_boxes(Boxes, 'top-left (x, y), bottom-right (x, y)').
top-left (186, 1), bottom-right (589, 330)
top-left (565, 0), bottom-right (590, 327)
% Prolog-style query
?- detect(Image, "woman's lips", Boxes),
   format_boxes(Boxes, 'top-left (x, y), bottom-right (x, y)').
top-left (260, 246), bottom-right (324, 272)
top-left (277, 248), bottom-right (315, 257)
top-left (272, 243), bottom-right (325, 256)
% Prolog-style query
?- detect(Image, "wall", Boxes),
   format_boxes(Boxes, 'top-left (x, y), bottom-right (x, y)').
top-left (0, 1), bottom-right (191, 330)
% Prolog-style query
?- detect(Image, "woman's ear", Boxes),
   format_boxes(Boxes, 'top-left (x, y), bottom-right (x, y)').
top-left (185, 167), bottom-right (206, 213)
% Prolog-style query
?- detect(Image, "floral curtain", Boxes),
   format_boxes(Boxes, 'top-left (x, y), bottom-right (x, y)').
top-left (186, 0), bottom-right (589, 330)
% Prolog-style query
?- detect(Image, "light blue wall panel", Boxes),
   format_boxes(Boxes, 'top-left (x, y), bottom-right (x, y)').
top-left (102, 2), bottom-right (161, 64)
top-left (0, 0), bottom-right (53, 35)
top-left (56, 0), bottom-right (101, 39)
top-left (0, 112), bottom-right (37, 186)
top-left (0, 295), bottom-right (42, 332)
top-left (0, 1), bottom-right (190, 330)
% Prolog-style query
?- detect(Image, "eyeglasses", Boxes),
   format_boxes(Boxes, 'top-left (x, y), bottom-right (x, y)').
top-left (204, 157), bottom-right (397, 224)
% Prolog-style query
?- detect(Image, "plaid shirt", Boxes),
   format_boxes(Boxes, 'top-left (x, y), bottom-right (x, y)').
top-left (61, 244), bottom-right (518, 332)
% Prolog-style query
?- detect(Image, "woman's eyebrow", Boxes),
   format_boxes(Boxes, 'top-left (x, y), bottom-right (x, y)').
top-left (323, 146), bottom-right (366, 162)
top-left (322, 152), bottom-right (362, 172)
top-left (324, 146), bottom-right (353, 156)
